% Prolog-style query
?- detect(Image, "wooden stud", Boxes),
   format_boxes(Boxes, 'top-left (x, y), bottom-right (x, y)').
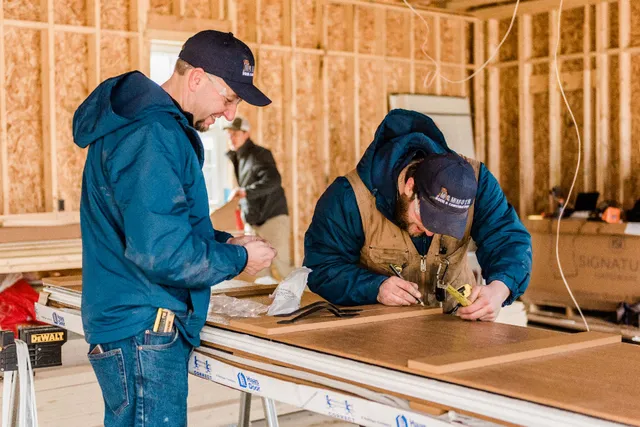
top-left (87, 0), bottom-right (101, 88)
top-left (595, 2), bottom-right (609, 195)
top-left (549, 10), bottom-right (561, 190)
top-left (290, 0), bottom-right (299, 266)
top-left (281, 0), bottom-right (291, 46)
top-left (255, 0), bottom-right (263, 151)
top-left (472, 0), bottom-right (617, 20)
top-left (256, 0), bottom-right (262, 44)
top-left (129, 0), bottom-right (147, 74)
top-left (322, 2), bottom-right (330, 181)
top-left (353, 6), bottom-right (361, 157)
top-left (173, 0), bottom-right (186, 17)
top-left (583, 5), bottom-right (593, 191)
top-left (487, 19), bottom-right (500, 178)
top-left (618, 0), bottom-right (631, 205)
top-left (0, 0), bottom-right (7, 214)
top-left (518, 14), bottom-right (534, 216)
top-left (473, 21), bottom-right (486, 163)
top-left (42, 0), bottom-right (57, 212)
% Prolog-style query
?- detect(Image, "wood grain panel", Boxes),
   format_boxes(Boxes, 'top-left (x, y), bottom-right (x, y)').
top-left (327, 56), bottom-right (355, 183)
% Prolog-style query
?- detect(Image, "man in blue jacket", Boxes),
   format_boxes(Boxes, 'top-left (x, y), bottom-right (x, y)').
top-left (73, 31), bottom-right (276, 426)
top-left (304, 109), bottom-right (531, 321)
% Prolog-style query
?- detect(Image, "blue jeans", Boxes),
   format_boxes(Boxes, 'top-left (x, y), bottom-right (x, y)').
top-left (88, 328), bottom-right (193, 427)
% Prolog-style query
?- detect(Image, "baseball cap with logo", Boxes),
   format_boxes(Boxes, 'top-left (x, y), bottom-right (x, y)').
top-left (178, 30), bottom-right (271, 107)
top-left (224, 117), bottom-right (251, 132)
top-left (413, 152), bottom-right (478, 240)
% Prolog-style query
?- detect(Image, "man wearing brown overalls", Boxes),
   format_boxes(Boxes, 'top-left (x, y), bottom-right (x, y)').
top-left (304, 109), bottom-right (532, 321)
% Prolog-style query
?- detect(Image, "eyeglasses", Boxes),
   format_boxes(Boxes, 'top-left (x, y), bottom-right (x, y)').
top-left (205, 74), bottom-right (242, 107)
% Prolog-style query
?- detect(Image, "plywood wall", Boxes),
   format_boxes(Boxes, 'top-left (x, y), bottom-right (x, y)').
top-left (484, 0), bottom-right (640, 216)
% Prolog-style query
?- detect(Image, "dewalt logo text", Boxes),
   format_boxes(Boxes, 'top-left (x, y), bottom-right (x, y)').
top-left (31, 332), bottom-right (65, 343)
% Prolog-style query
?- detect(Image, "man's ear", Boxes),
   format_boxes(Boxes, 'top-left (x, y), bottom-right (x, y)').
top-left (188, 68), bottom-right (205, 92)
top-left (404, 177), bottom-right (415, 198)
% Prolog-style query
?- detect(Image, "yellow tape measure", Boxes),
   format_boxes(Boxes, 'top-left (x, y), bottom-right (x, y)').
top-left (445, 284), bottom-right (472, 307)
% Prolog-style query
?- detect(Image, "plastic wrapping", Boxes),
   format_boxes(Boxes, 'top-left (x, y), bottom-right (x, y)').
top-left (267, 267), bottom-right (312, 316)
top-left (208, 294), bottom-right (269, 318)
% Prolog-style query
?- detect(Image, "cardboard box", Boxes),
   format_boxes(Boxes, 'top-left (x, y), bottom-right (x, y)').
top-left (523, 218), bottom-right (640, 311)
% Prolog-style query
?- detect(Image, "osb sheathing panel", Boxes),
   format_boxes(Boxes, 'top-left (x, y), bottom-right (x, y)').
top-left (385, 61), bottom-right (410, 95)
top-left (465, 22), bottom-right (472, 65)
top-left (413, 14), bottom-right (435, 62)
top-left (589, 5), bottom-right (596, 52)
top-left (185, 0), bottom-right (211, 19)
top-left (295, 54), bottom-right (323, 256)
top-left (631, 2), bottom-right (640, 47)
top-left (607, 55), bottom-right (620, 201)
top-left (101, 0), bottom-right (130, 30)
top-left (560, 8), bottom-right (584, 55)
top-left (261, 0), bottom-right (284, 45)
top-left (150, 0), bottom-right (172, 15)
top-left (499, 18), bottom-right (517, 62)
top-left (441, 18), bottom-right (462, 64)
top-left (54, 0), bottom-right (86, 25)
top-left (441, 67), bottom-right (465, 97)
top-left (359, 59), bottom-right (383, 156)
top-left (327, 4), bottom-right (352, 52)
top-left (357, 6), bottom-right (376, 54)
top-left (3, 0), bottom-right (42, 21)
top-left (499, 67), bottom-right (519, 209)
top-left (609, 1), bottom-right (619, 49)
top-left (414, 63), bottom-right (438, 95)
top-left (386, 10), bottom-right (408, 58)
top-left (533, 89), bottom-right (550, 214)
top-left (328, 56), bottom-right (354, 182)
top-left (101, 36), bottom-right (132, 80)
top-left (560, 60), bottom-right (584, 199)
top-left (256, 51), bottom-right (290, 199)
top-left (629, 55), bottom-right (640, 207)
top-left (5, 28), bottom-right (45, 214)
top-left (236, 0), bottom-right (257, 43)
top-left (532, 13), bottom-right (549, 58)
top-left (295, 0), bottom-right (319, 49)
top-left (55, 32), bottom-right (89, 212)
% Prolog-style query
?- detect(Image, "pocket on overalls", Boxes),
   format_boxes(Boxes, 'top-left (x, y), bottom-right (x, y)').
top-left (367, 247), bottom-right (410, 274)
top-left (88, 348), bottom-right (129, 416)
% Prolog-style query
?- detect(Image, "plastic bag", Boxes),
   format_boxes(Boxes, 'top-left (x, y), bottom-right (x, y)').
top-left (2, 340), bottom-right (38, 427)
top-left (0, 278), bottom-right (41, 335)
top-left (267, 267), bottom-right (312, 316)
top-left (208, 294), bottom-right (269, 318)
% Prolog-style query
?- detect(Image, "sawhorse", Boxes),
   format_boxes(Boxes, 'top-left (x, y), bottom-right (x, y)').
top-left (237, 392), bottom-right (280, 427)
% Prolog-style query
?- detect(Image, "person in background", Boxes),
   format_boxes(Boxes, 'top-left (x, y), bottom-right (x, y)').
top-left (225, 117), bottom-right (293, 280)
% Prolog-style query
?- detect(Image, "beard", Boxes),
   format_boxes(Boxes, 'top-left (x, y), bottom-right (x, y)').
top-left (394, 193), bottom-right (413, 231)
top-left (194, 120), bottom-right (210, 132)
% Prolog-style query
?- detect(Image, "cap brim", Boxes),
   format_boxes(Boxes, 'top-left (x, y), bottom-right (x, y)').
top-left (419, 197), bottom-right (468, 240)
top-left (226, 81), bottom-right (272, 107)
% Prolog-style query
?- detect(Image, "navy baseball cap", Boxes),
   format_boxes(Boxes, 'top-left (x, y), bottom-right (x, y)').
top-left (178, 30), bottom-right (271, 107)
top-left (413, 153), bottom-right (478, 240)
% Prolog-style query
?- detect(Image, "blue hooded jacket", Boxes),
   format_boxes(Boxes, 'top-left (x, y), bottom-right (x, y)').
top-left (303, 109), bottom-right (532, 306)
top-left (73, 71), bottom-right (248, 346)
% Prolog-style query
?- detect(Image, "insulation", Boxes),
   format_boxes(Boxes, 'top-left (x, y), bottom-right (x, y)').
top-left (499, 67), bottom-right (519, 209)
top-left (386, 10), bottom-right (409, 58)
top-left (54, 0), bottom-right (86, 25)
top-left (359, 59), bottom-right (384, 156)
top-left (101, 36), bottom-right (132, 80)
top-left (3, 0), bottom-right (42, 21)
top-left (55, 33), bottom-right (89, 212)
top-left (441, 67), bottom-right (465, 97)
top-left (328, 56), bottom-right (355, 182)
top-left (256, 50), bottom-right (290, 205)
top-left (413, 13), bottom-right (435, 62)
top-left (414, 63), bottom-right (437, 95)
top-left (260, 0), bottom-right (284, 45)
top-left (295, 0), bottom-right (319, 49)
top-left (630, 55), bottom-right (640, 207)
top-left (185, 0), bottom-right (211, 19)
top-left (295, 54), bottom-right (323, 259)
top-left (101, 0), bottom-right (130, 30)
top-left (532, 13), bottom-right (549, 58)
top-left (357, 6), bottom-right (376, 54)
top-left (609, 1), bottom-right (619, 49)
top-left (385, 60), bottom-right (410, 95)
top-left (499, 18), bottom-right (518, 62)
top-left (5, 28), bottom-right (44, 214)
top-left (327, 4), bottom-right (352, 52)
top-left (607, 56), bottom-right (620, 202)
top-left (149, 0), bottom-right (172, 15)
top-left (440, 17), bottom-right (462, 64)
top-left (235, 0), bottom-right (257, 43)
top-left (560, 7), bottom-right (584, 55)
top-left (560, 60), bottom-right (584, 200)
top-left (631, 2), bottom-right (640, 47)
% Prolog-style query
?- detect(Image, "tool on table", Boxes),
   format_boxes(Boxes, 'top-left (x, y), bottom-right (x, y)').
top-left (153, 308), bottom-right (175, 333)
top-left (435, 258), bottom-right (450, 303)
top-left (274, 301), bottom-right (362, 317)
top-left (444, 284), bottom-right (472, 314)
top-left (276, 302), bottom-right (360, 324)
top-left (389, 264), bottom-right (425, 306)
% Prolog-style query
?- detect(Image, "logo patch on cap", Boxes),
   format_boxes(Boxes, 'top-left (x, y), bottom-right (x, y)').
top-left (434, 187), bottom-right (472, 210)
top-left (242, 59), bottom-right (254, 77)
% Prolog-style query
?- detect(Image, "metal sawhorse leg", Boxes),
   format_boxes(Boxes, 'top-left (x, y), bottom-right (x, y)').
top-left (237, 392), bottom-right (280, 427)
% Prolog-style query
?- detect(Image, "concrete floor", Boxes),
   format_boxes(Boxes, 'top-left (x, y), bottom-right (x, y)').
top-left (0, 335), bottom-right (355, 427)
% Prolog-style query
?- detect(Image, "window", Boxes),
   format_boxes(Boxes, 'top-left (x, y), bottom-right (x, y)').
top-left (149, 41), bottom-right (232, 210)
